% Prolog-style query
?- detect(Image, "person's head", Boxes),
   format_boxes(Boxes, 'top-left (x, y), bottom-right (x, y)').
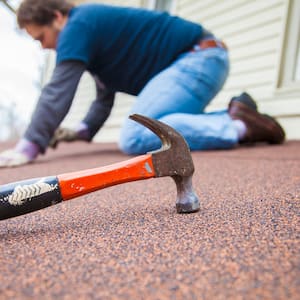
top-left (17, 0), bottom-right (74, 49)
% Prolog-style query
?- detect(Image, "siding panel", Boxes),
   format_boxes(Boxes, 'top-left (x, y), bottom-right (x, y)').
top-left (177, 0), bottom-right (288, 113)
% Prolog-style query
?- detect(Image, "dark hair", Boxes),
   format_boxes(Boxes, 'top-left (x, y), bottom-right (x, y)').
top-left (17, 0), bottom-right (74, 28)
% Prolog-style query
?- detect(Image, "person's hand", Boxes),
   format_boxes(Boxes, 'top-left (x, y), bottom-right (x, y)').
top-left (0, 149), bottom-right (32, 168)
top-left (49, 126), bottom-right (90, 149)
top-left (0, 139), bottom-right (40, 168)
top-left (49, 127), bottom-right (77, 149)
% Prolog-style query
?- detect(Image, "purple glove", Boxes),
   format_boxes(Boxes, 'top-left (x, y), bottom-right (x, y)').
top-left (0, 139), bottom-right (40, 167)
top-left (15, 139), bottom-right (40, 160)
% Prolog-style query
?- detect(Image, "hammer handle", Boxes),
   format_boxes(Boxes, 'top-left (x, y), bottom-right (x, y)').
top-left (0, 155), bottom-right (154, 220)
top-left (58, 154), bottom-right (154, 200)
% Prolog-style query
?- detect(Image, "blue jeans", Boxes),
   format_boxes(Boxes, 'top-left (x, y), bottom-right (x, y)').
top-left (119, 47), bottom-right (238, 155)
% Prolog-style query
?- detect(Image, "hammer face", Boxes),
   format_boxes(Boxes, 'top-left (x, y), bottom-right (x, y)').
top-left (173, 175), bottom-right (200, 213)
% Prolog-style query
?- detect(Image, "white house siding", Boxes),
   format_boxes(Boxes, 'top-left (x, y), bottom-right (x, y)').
top-left (44, 0), bottom-right (299, 141)
top-left (175, 0), bottom-right (299, 139)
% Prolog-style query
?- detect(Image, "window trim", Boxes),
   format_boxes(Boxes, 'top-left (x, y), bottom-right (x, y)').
top-left (276, 0), bottom-right (300, 94)
top-left (144, 0), bottom-right (176, 13)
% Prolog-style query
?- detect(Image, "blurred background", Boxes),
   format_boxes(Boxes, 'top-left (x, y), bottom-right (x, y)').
top-left (0, 0), bottom-right (44, 141)
top-left (0, 0), bottom-right (299, 143)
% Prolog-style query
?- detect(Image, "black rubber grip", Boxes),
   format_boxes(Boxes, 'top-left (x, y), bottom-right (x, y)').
top-left (0, 176), bottom-right (63, 220)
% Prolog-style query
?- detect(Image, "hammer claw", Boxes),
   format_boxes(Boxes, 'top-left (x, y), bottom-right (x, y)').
top-left (130, 114), bottom-right (174, 151)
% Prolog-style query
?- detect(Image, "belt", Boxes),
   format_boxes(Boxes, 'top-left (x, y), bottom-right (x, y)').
top-left (191, 39), bottom-right (228, 52)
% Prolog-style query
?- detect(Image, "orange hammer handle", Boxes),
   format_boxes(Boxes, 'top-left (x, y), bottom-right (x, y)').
top-left (57, 154), bottom-right (155, 200)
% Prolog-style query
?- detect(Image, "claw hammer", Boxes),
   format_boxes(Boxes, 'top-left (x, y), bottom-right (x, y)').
top-left (0, 114), bottom-right (200, 220)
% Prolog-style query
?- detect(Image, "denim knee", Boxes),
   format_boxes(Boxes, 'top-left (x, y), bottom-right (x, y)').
top-left (118, 125), bottom-right (145, 155)
top-left (119, 122), bottom-right (162, 155)
top-left (118, 135), bottom-right (139, 155)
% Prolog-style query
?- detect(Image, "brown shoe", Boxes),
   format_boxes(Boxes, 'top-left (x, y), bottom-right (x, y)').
top-left (228, 97), bottom-right (285, 144)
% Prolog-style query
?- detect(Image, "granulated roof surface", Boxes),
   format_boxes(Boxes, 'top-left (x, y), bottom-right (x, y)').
top-left (0, 141), bottom-right (299, 299)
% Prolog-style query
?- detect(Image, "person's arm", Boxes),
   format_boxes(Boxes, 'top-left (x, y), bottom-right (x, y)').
top-left (25, 60), bottom-right (86, 152)
top-left (49, 77), bottom-right (115, 148)
top-left (0, 60), bottom-right (86, 167)
top-left (82, 77), bottom-right (115, 139)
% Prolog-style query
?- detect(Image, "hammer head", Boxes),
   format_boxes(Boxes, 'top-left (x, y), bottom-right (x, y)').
top-left (130, 114), bottom-right (200, 213)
